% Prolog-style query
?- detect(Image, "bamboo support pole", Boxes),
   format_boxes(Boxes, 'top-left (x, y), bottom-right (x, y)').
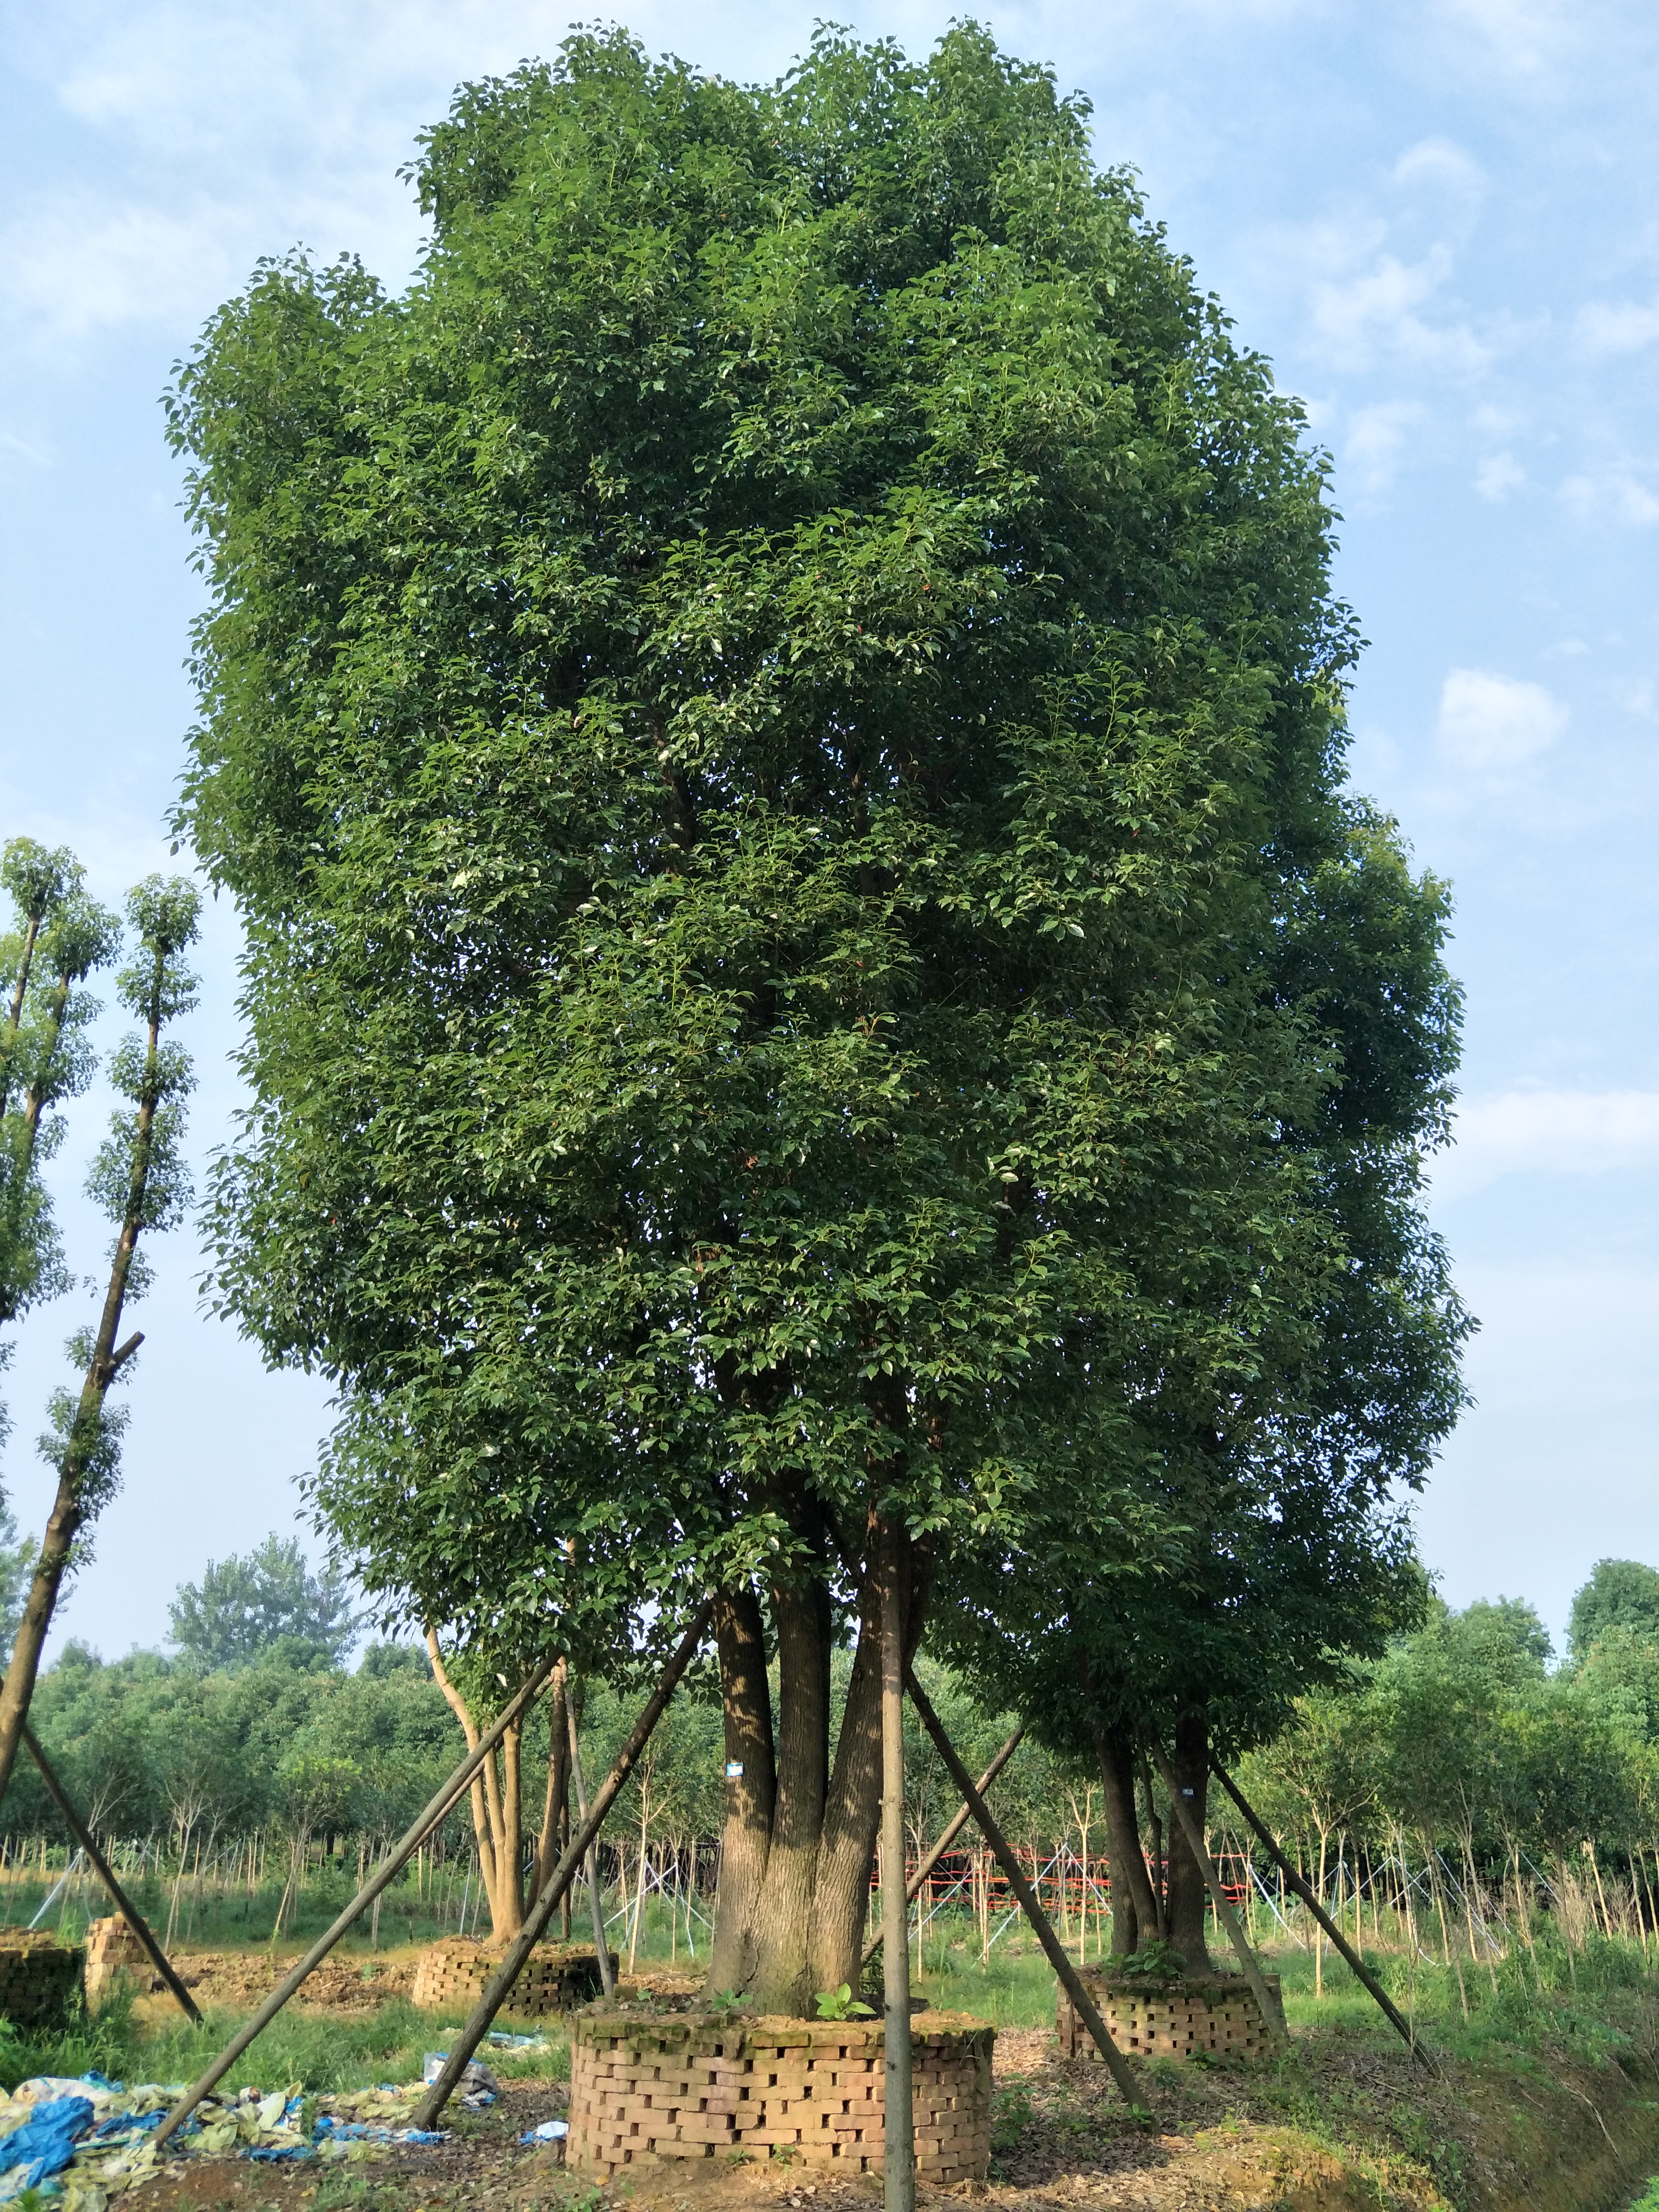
top-left (903, 1669), bottom-right (1148, 2114)
top-left (20, 1723), bottom-right (202, 2023)
top-left (413, 1603), bottom-right (713, 2130)
top-left (880, 1526), bottom-right (914, 2212)
top-left (1211, 1763), bottom-right (1436, 2071)
top-left (863, 1724), bottom-right (1024, 1968)
top-left (1148, 1743), bottom-right (1283, 2041)
top-left (564, 1694), bottom-right (614, 1996)
top-left (153, 1655), bottom-right (558, 2149)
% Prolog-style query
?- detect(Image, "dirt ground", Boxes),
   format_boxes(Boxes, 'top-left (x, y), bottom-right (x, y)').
top-left (119, 2023), bottom-right (1456, 2212)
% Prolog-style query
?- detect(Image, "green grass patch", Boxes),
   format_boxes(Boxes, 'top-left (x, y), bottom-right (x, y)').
top-left (0, 1992), bottom-right (569, 2099)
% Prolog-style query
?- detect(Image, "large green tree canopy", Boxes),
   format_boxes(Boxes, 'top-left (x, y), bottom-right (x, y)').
top-left (169, 24), bottom-right (1464, 2003)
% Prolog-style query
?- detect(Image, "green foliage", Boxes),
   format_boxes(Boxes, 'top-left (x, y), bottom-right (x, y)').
top-left (1241, 1582), bottom-right (1659, 1865)
top-left (162, 22), bottom-right (1442, 1682)
top-left (1110, 1937), bottom-right (1185, 1981)
top-left (0, 840), bottom-right (120, 1331)
top-left (1569, 1558), bottom-right (1659, 1662)
top-left (169, 1535), bottom-right (361, 1671)
top-left (812, 1982), bottom-right (873, 2019)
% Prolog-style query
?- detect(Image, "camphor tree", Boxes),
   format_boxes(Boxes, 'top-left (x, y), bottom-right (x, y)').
top-left (0, 877), bottom-right (201, 1804)
top-left (940, 811), bottom-right (1469, 1972)
top-left (172, 27), bottom-right (1439, 2010)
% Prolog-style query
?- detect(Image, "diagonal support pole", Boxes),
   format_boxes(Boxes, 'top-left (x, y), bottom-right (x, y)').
top-left (903, 1668), bottom-right (1149, 2116)
top-left (564, 1692), bottom-right (615, 1996)
top-left (1211, 1762), bottom-right (1437, 2071)
top-left (1148, 1742), bottom-right (1283, 2041)
top-left (414, 1601), bottom-right (713, 2130)
top-left (154, 1653), bottom-right (558, 2149)
top-left (863, 1724), bottom-right (1023, 1969)
top-left (21, 1723), bottom-right (202, 2023)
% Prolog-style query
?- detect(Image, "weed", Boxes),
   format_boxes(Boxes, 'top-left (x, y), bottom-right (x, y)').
top-left (813, 1983), bottom-right (873, 2021)
top-left (988, 2080), bottom-right (1034, 2152)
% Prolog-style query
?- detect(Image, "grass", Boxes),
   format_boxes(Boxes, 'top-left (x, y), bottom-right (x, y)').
top-left (0, 1990), bottom-right (571, 2099)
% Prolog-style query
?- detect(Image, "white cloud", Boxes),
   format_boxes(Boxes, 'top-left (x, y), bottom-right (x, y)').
top-left (0, 428), bottom-right (54, 469)
top-left (1391, 137), bottom-right (1485, 201)
top-left (1306, 240), bottom-right (1491, 376)
top-left (1474, 451), bottom-right (1525, 500)
top-left (1577, 296), bottom-right (1659, 357)
top-left (1561, 468), bottom-right (1659, 527)
top-left (1435, 667), bottom-right (1567, 774)
top-left (1343, 399), bottom-right (1428, 494)
top-left (1435, 0), bottom-right (1587, 79)
top-left (0, 192), bottom-right (243, 340)
top-left (1433, 1089), bottom-right (1659, 1201)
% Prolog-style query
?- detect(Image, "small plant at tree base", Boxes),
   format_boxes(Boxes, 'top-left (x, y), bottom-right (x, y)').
top-left (705, 1989), bottom-right (750, 2021)
top-left (813, 1984), bottom-right (874, 2021)
top-left (988, 2081), bottom-right (1034, 2153)
top-left (1114, 1939), bottom-right (1187, 1983)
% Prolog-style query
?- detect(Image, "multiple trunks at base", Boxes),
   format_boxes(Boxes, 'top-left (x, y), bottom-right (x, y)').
top-left (1057, 1967), bottom-right (1283, 2061)
top-left (409, 1937), bottom-right (615, 2017)
top-left (84, 1915), bottom-right (155, 2007)
top-left (0, 1931), bottom-right (84, 2027)
top-left (568, 2010), bottom-right (994, 2183)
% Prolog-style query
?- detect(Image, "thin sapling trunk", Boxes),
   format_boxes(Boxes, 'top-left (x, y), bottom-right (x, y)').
top-left (0, 878), bottom-right (197, 1808)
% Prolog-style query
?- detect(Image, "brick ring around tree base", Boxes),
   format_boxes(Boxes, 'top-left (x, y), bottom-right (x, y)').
top-left (410, 1937), bottom-right (616, 2017)
top-left (568, 2008), bottom-right (995, 2182)
top-left (1057, 1967), bottom-right (1284, 2061)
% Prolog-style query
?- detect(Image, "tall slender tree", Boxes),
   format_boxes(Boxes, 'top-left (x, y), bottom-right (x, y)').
top-left (169, 27), bottom-right (1451, 2007)
top-left (0, 842), bottom-right (121, 1330)
top-left (0, 876), bottom-right (200, 1803)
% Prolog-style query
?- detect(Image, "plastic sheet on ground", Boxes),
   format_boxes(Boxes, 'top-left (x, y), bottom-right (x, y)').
top-left (0, 2071), bottom-right (460, 2204)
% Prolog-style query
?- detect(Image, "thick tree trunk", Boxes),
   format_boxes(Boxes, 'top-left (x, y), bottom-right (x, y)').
top-left (707, 1586), bottom-right (776, 1994)
top-left (1094, 1723), bottom-right (1157, 1955)
top-left (1164, 1708), bottom-right (1213, 1972)
top-left (706, 1536), bottom-right (929, 2014)
top-left (745, 1577), bottom-right (832, 2013)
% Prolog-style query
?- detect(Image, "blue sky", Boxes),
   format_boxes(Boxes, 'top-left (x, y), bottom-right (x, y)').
top-left (1, 0), bottom-right (1655, 1660)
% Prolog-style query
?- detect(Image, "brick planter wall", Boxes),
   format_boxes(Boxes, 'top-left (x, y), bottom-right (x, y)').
top-left (1057, 1967), bottom-right (1282, 2061)
top-left (569, 2010), bottom-right (993, 2183)
top-left (410, 1936), bottom-right (615, 2017)
top-left (84, 1915), bottom-right (156, 2007)
top-left (0, 1933), bottom-right (84, 2028)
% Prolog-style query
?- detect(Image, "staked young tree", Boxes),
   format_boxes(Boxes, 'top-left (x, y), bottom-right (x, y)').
top-left (0, 876), bottom-right (201, 1805)
top-left (0, 841), bottom-right (121, 1333)
top-left (170, 27), bottom-right (1438, 2008)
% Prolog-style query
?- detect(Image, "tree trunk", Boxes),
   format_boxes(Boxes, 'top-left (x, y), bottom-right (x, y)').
top-left (706, 1586), bottom-right (776, 1994)
top-left (706, 1533), bottom-right (928, 2013)
top-left (1094, 1722), bottom-right (1157, 1954)
top-left (745, 1575), bottom-right (831, 2012)
top-left (426, 1629), bottom-right (540, 1943)
top-left (1164, 1709), bottom-right (1213, 1972)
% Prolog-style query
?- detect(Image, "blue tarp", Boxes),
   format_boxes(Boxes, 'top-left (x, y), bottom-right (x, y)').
top-left (0, 2096), bottom-right (96, 2196)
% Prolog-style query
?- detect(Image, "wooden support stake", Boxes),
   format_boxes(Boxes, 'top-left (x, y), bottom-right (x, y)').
top-left (1148, 1742), bottom-right (1283, 2041)
top-left (904, 1668), bottom-right (1149, 2114)
top-left (880, 1525), bottom-right (914, 2212)
top-left (863, 1724), bottom-right (1023, 1968)
top-left (1211, 1762), bottom-right (1436, 2071)
top-left (564, 1693), bottom-right (615, 1996)
top-left (414, 1602), bottom-right (713, 2130)
top-left (154, 1654), bottom-right (558, 2149)
top-left (22, 1723), bottom-right (201, 2023)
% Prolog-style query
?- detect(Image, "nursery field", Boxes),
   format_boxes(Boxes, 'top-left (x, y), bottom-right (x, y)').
top-left (7, 1885), bottom-right (1659, 2212)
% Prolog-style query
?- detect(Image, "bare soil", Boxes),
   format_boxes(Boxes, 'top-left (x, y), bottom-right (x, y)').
top-left (111, 1986), bottom-right (1659, 2212)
